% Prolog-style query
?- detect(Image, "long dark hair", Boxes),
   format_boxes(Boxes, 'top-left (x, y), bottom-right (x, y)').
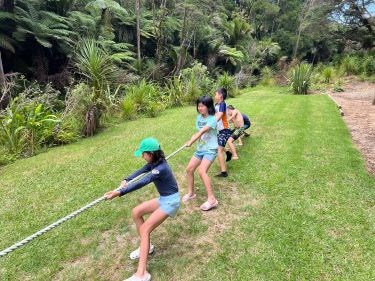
top-left (196, 95), bottom-right (215, 115)
top-left (145, 150), bottom-right (165, 164)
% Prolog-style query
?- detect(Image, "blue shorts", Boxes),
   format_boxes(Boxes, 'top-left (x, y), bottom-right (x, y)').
top-left (194, 149), bottom-right (218, 162)
top-left (158, 192), bottom-right (180, 217)
top-left (218, 129), bottom-right (232, 147)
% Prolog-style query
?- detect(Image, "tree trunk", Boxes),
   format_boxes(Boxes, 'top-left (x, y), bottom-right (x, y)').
top-left (293, 0), bottom-right (317, 59)
top-left (83, 106), bottom-right (101, 137)
top-left (155, 0), bottom-right (167, 64)
top-left (271, 0), bottom-right (280, 35)
top-left (0, 51), bottom-right (4, 87)
top-left (135, 0), bottom-right (141, 62)
top-left (1, 0), bottom-right (15, 12)
top-left (33, 47), bottom-right (48, 83)
top-left (0, 51), bottom-right (11, 110)
top-left (174, 7), bottom-right (188, 76)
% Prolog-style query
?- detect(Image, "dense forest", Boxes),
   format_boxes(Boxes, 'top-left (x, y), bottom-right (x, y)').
top-left (0, 0), bottom-right (374, 163)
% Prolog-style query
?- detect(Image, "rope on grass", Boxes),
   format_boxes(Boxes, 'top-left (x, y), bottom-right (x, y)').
top-left (0, 144), bottom-right (186, 258)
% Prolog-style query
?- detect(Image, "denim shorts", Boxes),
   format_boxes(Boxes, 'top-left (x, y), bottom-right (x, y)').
top-left (194, 149), bottom-right (218, 162)
top-left (158, 192), bottom-right (180, 217)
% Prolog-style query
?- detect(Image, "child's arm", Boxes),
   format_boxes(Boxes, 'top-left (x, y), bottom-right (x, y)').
top-left (215, 103), bottom-right (225, 121)
top-left (186, 125), bottom-right (211, 147)
top-left (215, 111), bottom-right (223, 121)
top-left (105, 169), bottom-right (159, 200)
top-left (118, 173), bottom-right (156, 196)
top-left (105, 164), bottom-right (151, 200)
top-left (227, 110), bottom-right (238, 122)
top-left (124, 164), bottom-right (151, 182)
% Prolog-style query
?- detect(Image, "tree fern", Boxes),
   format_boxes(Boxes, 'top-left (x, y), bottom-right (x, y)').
top-left (0, 11), bottom-right (16, 52)
top-left (219, 46), bottom-right (244, 66)
top-left (85, 0), bottom-right (129, 19)
top-left (13, 0), bottom-right (77, 50)
top-left (0, 34), bottom-right (16, 53)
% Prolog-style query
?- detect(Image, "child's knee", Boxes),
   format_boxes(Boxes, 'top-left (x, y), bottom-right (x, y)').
top-left (198, 167), bottom-right (207, 177)
top-left (140, 223), bottom-right (152, 236)
top-left (132, 207), bottom-right (141, 219)
top-left (186, 165), bottom-right (195, 174)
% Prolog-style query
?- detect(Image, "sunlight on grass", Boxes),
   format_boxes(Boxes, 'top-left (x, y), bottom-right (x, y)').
top-left (1, 86), bottom-right (374, 280)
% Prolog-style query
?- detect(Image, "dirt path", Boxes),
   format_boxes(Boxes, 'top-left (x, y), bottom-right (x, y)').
top-left (329, 79), bottom-right (375, 175)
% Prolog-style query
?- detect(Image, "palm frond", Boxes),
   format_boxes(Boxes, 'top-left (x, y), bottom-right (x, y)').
top-left (0, 34), bottom-right (16, 53)
top-left (35, 36), bottom-right (53, 48)
top-left (0, 12), bottom-right (15, 21)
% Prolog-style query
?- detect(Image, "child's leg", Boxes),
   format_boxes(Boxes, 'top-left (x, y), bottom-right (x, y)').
top-left (216, 129), bottom-right (232, 176)
top-left (198, 159), bottom-right (217, 203)
top-left (132, 198), bottom-right (160, 236)
top-left (217, 146), bottom-right (227, 172)
top-left (237, 136), bottom-right (243, 146)
top-left (227, 137), bottom-right (238, 159)
top-left (136, 209), bottom-right (169, 277)
top-left (186, 156), bottom-right (201, 196)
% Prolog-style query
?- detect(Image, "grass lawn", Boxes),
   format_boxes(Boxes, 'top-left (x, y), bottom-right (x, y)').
top-left (0, 86), bottom-right (374, 281)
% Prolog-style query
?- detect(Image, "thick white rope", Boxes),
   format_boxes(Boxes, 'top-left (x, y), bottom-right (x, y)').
top-left (0, 144), bottom-right (186, 258)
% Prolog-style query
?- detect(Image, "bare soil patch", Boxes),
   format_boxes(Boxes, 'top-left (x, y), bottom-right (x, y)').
top-left (329, 79), bottom-right (375, 175)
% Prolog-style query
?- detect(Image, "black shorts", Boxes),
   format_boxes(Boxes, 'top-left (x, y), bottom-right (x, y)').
top-left (218, 129), bottom-right (232, 147)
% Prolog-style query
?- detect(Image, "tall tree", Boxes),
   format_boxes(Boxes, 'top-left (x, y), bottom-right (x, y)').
top-left (331, 0), bottom-right (375, 48)
top-left (136, 0), bottom-right (141, 61)
top-left (1, 0), bottom-right (14, 12)
top-left (293, 0), bottom-right (315, 59)
top-left (0, 51), bottom-right (4, 86)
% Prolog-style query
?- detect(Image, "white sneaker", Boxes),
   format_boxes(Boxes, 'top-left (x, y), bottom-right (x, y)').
top-left (123, 272), bottom-right (151, 281)
top-left (129, 244), bottom-right (155, 260)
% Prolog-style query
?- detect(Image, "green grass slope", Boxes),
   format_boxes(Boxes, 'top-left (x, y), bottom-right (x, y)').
top-left (0, 86), bottom-right (374, 280)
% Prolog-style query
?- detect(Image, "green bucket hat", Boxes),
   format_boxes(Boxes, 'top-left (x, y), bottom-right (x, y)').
top-left (134, 137), bottom-right (161, 157)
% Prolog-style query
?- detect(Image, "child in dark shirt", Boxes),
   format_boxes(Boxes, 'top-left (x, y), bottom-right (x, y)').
top-left (214, 88), bottom-right (232, 177)
top-left (105, 138), bottom-right (180, 281)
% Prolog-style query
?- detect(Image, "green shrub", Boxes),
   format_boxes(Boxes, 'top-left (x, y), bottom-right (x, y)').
top-left (0, 146), bottom-right (15, 166)
top-left (184, 75), bottom-right (202, 104)
top-left (60, 82), bottom-right (92, 137)
top-left (164, 76), bottom-right (185, 107)
top-left (235, 68), bottom-right (257, 88)
top-left (181, 63), bottom-right (213, 91)
top-left (180, 62), bottom-right (214, 102)
top-left (362, 56), bottom-right (375, 76)
top-left (217, 72), bottom-right (237, 97)
top-left (259, 66), bottom-right (276, 86)
top-left (0, 104), bottom-right (27, 156)
top-left (74, 39), bottom-right (116, 97)
top-left (126, 79), bottom-right (160, 114)
top-left (123, 79), bottom-right (165, 118)
top-left (341, 56), bottom-right (362, 75)
top-left (53, 116), bottom-right (81, 144)
top-left (0, 98), bottom-right (59, 157)
top-left (289, 63), bottom-right (313, 95)
top-left (145, 102), bottom-right (164, 118)
top-left (121, 98), bottom-right (137, 120)
top-left (321, 66), bottom-right (334, 83)
top-left (333, 79), bottom-right (344, 92)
